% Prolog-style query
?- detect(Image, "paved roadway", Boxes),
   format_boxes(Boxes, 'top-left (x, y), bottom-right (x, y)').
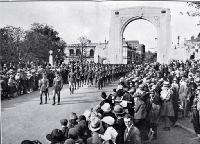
top-left (1, 82), bottom-right (196, 144)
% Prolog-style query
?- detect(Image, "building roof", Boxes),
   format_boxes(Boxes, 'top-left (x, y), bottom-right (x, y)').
top-left (66, 42), bottom-right (107, 47)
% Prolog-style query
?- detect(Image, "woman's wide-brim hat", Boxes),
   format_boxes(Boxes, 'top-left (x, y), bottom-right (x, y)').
top-left (89, 117), bottom-right (102, 132)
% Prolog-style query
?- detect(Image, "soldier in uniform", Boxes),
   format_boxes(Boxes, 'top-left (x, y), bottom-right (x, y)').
top-left (68, 68), bottom-right (75, 94)
top-left (87, 67), bottom-right (93, 86)
top-left (80, 66), bottom-right (85, 87)
top-left (38, 73), bottom-right (49, 105)
top-left (52, 71), bottom-right (63, 105)
top-left (97, 68), bottom-right (103, 90)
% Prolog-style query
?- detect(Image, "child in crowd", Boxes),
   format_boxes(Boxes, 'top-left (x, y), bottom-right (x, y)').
top-left (60, 119), bottom-right (69, 140)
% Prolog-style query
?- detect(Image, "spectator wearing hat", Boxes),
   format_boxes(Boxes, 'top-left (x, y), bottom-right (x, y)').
top-left (101, 103), bottom-right (116, 120)
top-left (46, 129), bottom-right (66, 144)
top-left (134, 87), bottom-right (149, 143)
top-left (68, 112), bottom-right (78, 129)
top-left (114, 89), bottom-right (124, 106)
top-left (87, 117), bottom-right (104, 144)
top-left (75, 115), bottom-right (90, 142)
top-left (100, 92), bottom-right (111, 107)
top-left (170, 79), bottom-right (180, 126)
top-left (65, 128), bottom-right (78, 144)
top-left (52, 71), bottom-right (63, 105)
top-left (188, 78), bottom-right (197, 115)
top-left (113, 105), bottom-right (126, 144)
top-left (83, 109), bottom-right (92, 122)
top-left (160, 81), bottom-right (174, 131)
top-left (60, 119), bottom-right (69, 140)
top-left (148, 91), bottom-right (161, 140)
top-left (179, 77), bottom-right (188, 117)
top-left (100, 116), bottom-right (118, 144)
top-left (124, 114), bottom-right (141, 144)
top-left (122, 86), bottom-right (134, 116)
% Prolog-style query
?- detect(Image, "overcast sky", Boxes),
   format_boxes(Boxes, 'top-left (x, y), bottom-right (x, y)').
top-left (0, 1), bottom-right (199, 51)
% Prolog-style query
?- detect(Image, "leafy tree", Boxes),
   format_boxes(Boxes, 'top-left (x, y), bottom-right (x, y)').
top-left (0, 23), bottom-right (66, 67)
top-left (78, 36), bottom-right (91, 63)
top-left (21, 23), bottom-right (66, 65)
top-left (0, 26), bottom-right (25, 66)
top-left (187, 2), bottom-right (200, 17)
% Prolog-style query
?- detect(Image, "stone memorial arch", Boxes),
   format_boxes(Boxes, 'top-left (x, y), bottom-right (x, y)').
top-left (107, 7), bottom-right (172, 64)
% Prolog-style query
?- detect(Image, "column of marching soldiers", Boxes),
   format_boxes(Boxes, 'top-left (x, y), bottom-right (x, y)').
top-left (0, 61), bottom-right (133, 103)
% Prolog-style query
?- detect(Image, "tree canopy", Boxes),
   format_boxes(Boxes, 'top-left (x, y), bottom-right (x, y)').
top-left (0, 23), bottom-right (66, 66)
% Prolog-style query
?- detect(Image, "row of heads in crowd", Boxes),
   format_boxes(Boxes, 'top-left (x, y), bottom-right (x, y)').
top-left (0, 62), bottom-right (133, 78)
top-left (2, 59), bottom-right (200, 79)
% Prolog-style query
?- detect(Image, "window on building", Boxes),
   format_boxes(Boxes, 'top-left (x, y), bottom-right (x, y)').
top-left (69, 49), bottom-right (74, 56)
top-left (90, 49), bottom-right (94, 57)
top-left (76, 49), bottom-right (81, 56)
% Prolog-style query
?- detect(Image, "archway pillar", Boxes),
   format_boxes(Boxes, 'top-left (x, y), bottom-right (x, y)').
top-left (108, 14), bottom-right (123, 64)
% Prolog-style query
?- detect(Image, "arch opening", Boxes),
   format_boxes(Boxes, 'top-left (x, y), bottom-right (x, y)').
top-left (122, 18), bottom-right (158, 64)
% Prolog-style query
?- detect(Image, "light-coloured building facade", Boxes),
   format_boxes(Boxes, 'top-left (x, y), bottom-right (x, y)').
top-left (122, 40), bottom-right (145, 64)
top-left (184, 35), bottom-right (200, 60)
top-left (64, 43), bottom-right (96, 63)
top-left (64, 42), bottom-right (111, 64)
top-left (64, 40), bottom-right (144, 64)
top-left (171, 34), bottom-right (200, 62)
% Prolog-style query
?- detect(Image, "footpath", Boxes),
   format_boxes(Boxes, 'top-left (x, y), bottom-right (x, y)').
top-left (177, 117), bottom-right (196, 135)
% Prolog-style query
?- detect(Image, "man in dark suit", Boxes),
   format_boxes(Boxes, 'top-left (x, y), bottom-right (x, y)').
top-left (124, 114), bottom-right (141, 144)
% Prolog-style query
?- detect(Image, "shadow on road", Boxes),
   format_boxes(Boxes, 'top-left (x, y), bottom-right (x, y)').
top-left (1, 82), bottom-right (116, 111)
top-left (74, 89), bottom-right (112, 95)
top-left (1, 90), bottom-right (41, 111)
top-left (61, 98), bottom-right (101, 105)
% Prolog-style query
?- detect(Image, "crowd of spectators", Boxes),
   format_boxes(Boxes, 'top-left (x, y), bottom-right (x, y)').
top-left (19, 60), bottom-right (200, 144)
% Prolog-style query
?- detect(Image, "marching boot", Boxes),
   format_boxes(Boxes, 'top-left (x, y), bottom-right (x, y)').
top-left (57, 94), bottom-right (61, 105)
top-left (40, 95), bottom-right (43, 105)
top-left (45, 96), bottom-right (47, 104)
top-left (70, 87), bottom-right (72, 95)
top-left (52, 97), bottom-right (55, 105)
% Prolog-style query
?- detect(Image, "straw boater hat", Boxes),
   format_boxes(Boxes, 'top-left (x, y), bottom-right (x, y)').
top-left (101, 116), bottom-right (115, 126)
top-left (101, 103), bottom-right (111, 112)
top-left (89, 117), bottom-right (102, 132)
